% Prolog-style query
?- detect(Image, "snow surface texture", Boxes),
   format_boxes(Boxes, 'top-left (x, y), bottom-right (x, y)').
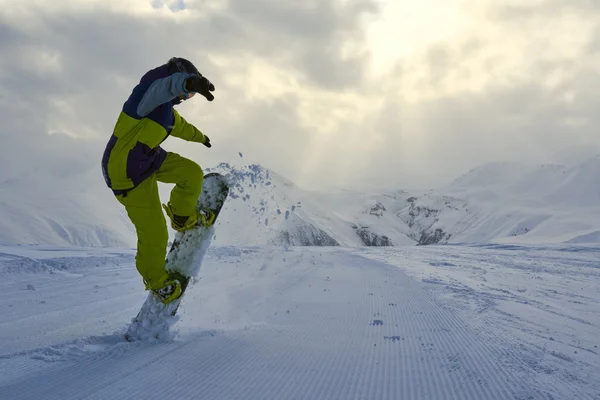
top-left (4, 155), bottom-right (600, 248)
top-left (0, 244), bottom-right (598, 399)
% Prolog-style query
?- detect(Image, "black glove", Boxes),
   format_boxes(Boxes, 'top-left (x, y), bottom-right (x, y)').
top-left (203, 135), bottom-right (211, 148)
top-left (185, 75), bottom-right (215, 101)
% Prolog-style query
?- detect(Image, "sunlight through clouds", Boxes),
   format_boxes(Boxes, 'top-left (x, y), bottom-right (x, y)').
top-left (0, 0), bottom-right (598, 192)
top-left (366, 0), bottom-right (465, 77)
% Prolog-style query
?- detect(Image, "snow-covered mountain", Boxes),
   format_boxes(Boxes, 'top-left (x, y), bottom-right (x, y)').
top-left (2, 155), bottom-right (600, 247)
top-left (0, 182), bottom-right (133, 248)
top-left (438, 156), bottom-right (600, 244)
top-left (207, 158), bottom-right (600, 246)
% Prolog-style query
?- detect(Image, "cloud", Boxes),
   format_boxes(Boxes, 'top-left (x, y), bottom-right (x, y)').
top-left (0, 0), bottom-right (379, 192)
top-left (346, 0), bottom-right (600, 188)
top-left (0, 0), bottom-right (598, 197)
top-left (223, 0), bottom-right (377, 88)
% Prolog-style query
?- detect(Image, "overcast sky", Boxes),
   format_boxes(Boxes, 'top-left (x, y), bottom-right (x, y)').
top-left (0, 0), bottom-right (598, 193)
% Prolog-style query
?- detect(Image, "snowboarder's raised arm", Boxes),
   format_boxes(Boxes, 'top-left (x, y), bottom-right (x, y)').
top-left (136, 73), bottom-right (193, 117)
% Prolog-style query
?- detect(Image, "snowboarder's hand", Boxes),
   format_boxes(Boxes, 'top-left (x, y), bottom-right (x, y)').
top-left (203, 135), bottom-right (212, 148)
top-left (185, 75), bottom-right (215, 101)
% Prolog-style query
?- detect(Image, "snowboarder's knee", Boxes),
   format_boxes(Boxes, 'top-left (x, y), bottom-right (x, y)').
top-left (185, 160), bottom-right (203, 183)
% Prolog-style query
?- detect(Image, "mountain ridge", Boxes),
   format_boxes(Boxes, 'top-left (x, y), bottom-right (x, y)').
top-left (2, 157), bottom-right (600, 247)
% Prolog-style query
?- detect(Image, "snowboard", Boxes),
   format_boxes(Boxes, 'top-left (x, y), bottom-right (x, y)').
top-left (125, 172), bottom-right (229, 342)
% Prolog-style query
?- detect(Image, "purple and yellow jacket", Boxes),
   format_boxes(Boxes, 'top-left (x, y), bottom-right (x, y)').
top-left (101, 64), bottom-right (208, 196)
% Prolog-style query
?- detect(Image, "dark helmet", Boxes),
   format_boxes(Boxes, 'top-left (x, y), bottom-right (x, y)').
top-left (167, 57), bottom-right (201, 77)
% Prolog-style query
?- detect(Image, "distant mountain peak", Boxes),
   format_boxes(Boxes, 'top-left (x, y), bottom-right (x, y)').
top-left (4, 155), bottom-right (600, 247)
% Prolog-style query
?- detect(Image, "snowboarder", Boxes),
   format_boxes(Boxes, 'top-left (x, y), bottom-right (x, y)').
top-left (101, 57), bottom-right (216, 305)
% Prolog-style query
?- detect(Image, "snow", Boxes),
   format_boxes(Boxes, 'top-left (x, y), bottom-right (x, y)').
top-left (1, 155), bottom-right (600, 398)
top-left (0, 244), bottom-right (598, 399)
top-left (7, 156), bottom-right (600, 248)
top-left (0, 184), bottom-right (133, 248)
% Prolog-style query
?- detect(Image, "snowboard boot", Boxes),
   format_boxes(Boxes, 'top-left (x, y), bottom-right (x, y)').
top-left (153, 278), bottom-right (183, 305)
top-left (162, 202), bottom-right (216, 232)
top-left (197, 208), bottom-right (216, 227)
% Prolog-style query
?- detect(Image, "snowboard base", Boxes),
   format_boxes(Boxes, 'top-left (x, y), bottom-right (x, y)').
top-left (125, 172), bottom-right (229, 342)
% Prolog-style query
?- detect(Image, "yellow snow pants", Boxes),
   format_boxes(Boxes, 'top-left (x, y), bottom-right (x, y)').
top-left (116, 152), bottom-right (203, 290)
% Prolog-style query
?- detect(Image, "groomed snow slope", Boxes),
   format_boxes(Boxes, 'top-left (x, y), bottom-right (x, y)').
top-left (0, 244), bottom-right (598, 399)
